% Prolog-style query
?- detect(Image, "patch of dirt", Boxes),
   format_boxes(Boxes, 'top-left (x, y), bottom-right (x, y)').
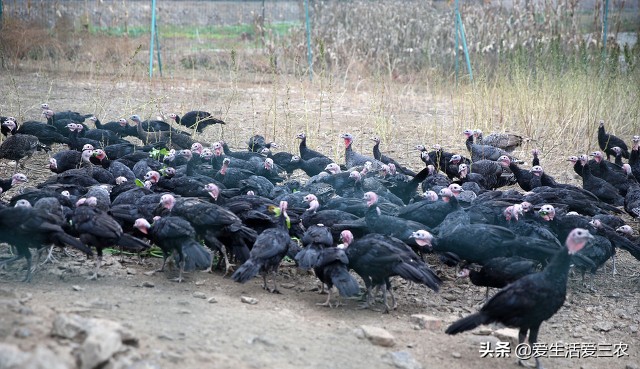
top-left (1, 251), bottom-right (638, 369)
top-left (0, 72), bottom-right (638, 369)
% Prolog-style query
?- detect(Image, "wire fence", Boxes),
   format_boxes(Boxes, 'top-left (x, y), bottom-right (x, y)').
top-left (3, 0), bottom-right (301, 27)
top-left (2, 0), bottom-right (639, 78)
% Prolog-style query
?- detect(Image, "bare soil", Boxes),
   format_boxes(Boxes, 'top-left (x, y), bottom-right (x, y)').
top-left (0, 72), bottom-right (638, 369)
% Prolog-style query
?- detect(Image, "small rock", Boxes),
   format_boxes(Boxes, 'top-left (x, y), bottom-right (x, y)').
top-left (359, 325), bottom-right (395, 347)
top-left (626, 364), bottom-right (639, 369)
top-left (161, 351), bottom-right (183, 364)
top-left (472, 328), bottom-right (492, 336)
top-left (17, 306), bottom-right (33, 315)
top-left (451, 352), bottom-right (462, 359)
top-left (0, 288), bottom-right (18, 299)
top-left (195, 280), bottom-right (206, 286)
top-left (409, 315), bottom-right (442, 330)
top-left (241, 296), bottom-right (258, 305)
top-left (12, 344), bottom-right (71, 369)
top-left (614, 308), bottom-right (628, 319)
top-left (142, 281), bottom-right (155, 288)
top-left (89, 299), bottom-right (113, 310)
top-left (493, 328), bottom-right (519, 347)
top-left (0, 343), bottom-right (29, 367)
top-left (593, 321), bottom-right (614, 332)
top-left (178, 310), bottom-right (191, 315)
top-left (280, 283), bottom-right (295, 289)
top-left (143, 271), bottom-right (155, 276)
top-left (192, 292), bottom-right (207, 299)
top-left (51, 314), bottom-right (87, 339)
top-left (629, 325), bottom-right (638, 333)
top-left (36, 348), bottom-right (73, 369)
top-left (14, 327), bottom-right (31, 338)
top-left (442, 294), bottom-right (457, 302)
top-left (51, 314), bottom-right (138, 346)
top-left (248, 336), bottom-right (276, 346)
top-left (158, 333), bottom-right (175, 341)
top-left (207, 297), bottom-right (218, 304)
top-left (72, 285), bottom-right (84, 291)
top-left (126, 268), bottom-right (137, 275)
top-left (79, 327), bottom-right (123, 369)
top-left (382, 351), bottom-right (423, 369)
top-left (128, 360), bottom-right (162, 369)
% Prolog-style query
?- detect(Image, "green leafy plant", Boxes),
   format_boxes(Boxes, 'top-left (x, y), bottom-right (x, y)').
top-left (149, 148), bottom-right (169, 160)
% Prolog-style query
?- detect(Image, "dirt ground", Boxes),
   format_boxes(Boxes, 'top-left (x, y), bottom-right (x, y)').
top-left (0, 72), bottom-right (639, 369)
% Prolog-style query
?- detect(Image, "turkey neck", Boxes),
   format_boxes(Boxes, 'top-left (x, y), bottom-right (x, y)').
top-left (299, 136), bottom-right (308, 152)
top-left (222, 142), bottom-right (232, 155)
top-left (465, 135), bottom-right (474, 151)
top-left (277, 209), bottom-right (289, 230)
top-left (365, 203), bottom-right (381, 220)
top-left (573, 160), bottom-right (584, 176)
top-left (446, 194), bottom-right (460, 210)
top-left (509, 161), bottom-right (525, 177)
top-left (136, 120), bottom-right (157, 144)
top-left (372, 141), bottom-right (381, 160)
top-left (135, 121), bottom-right (147, 142)
top-left (433, 150), bottom-right (444, 171)
top-left (68, 129), bottom-right (80, 149)
top-left (581, 163), bottom-right (594, 179)
top-left (344, 138), bottom-right (353, 159)
top-left (185, 153), bottom-right (201, 176)
top-left (597, 124), bottom-right (606, 141)
top-left (541, 247), bottom-right (572, 287)
top-left (99, 157), bottom-right (112, 169)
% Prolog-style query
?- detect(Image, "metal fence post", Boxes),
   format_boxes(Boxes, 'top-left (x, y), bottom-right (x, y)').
top-left (149, 0), bottom-right (157, 78)
top-left (454, 0), bottom-right (473, 82)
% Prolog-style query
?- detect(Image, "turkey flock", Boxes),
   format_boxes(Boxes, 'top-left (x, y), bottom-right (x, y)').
top-left (1, 105), bottom-right (640, 368)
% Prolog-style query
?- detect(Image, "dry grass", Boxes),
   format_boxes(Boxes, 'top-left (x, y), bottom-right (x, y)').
top-left (1, 69), bottom-right (638, 188)
top-left (0, 2), bottom-right (639, 185)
